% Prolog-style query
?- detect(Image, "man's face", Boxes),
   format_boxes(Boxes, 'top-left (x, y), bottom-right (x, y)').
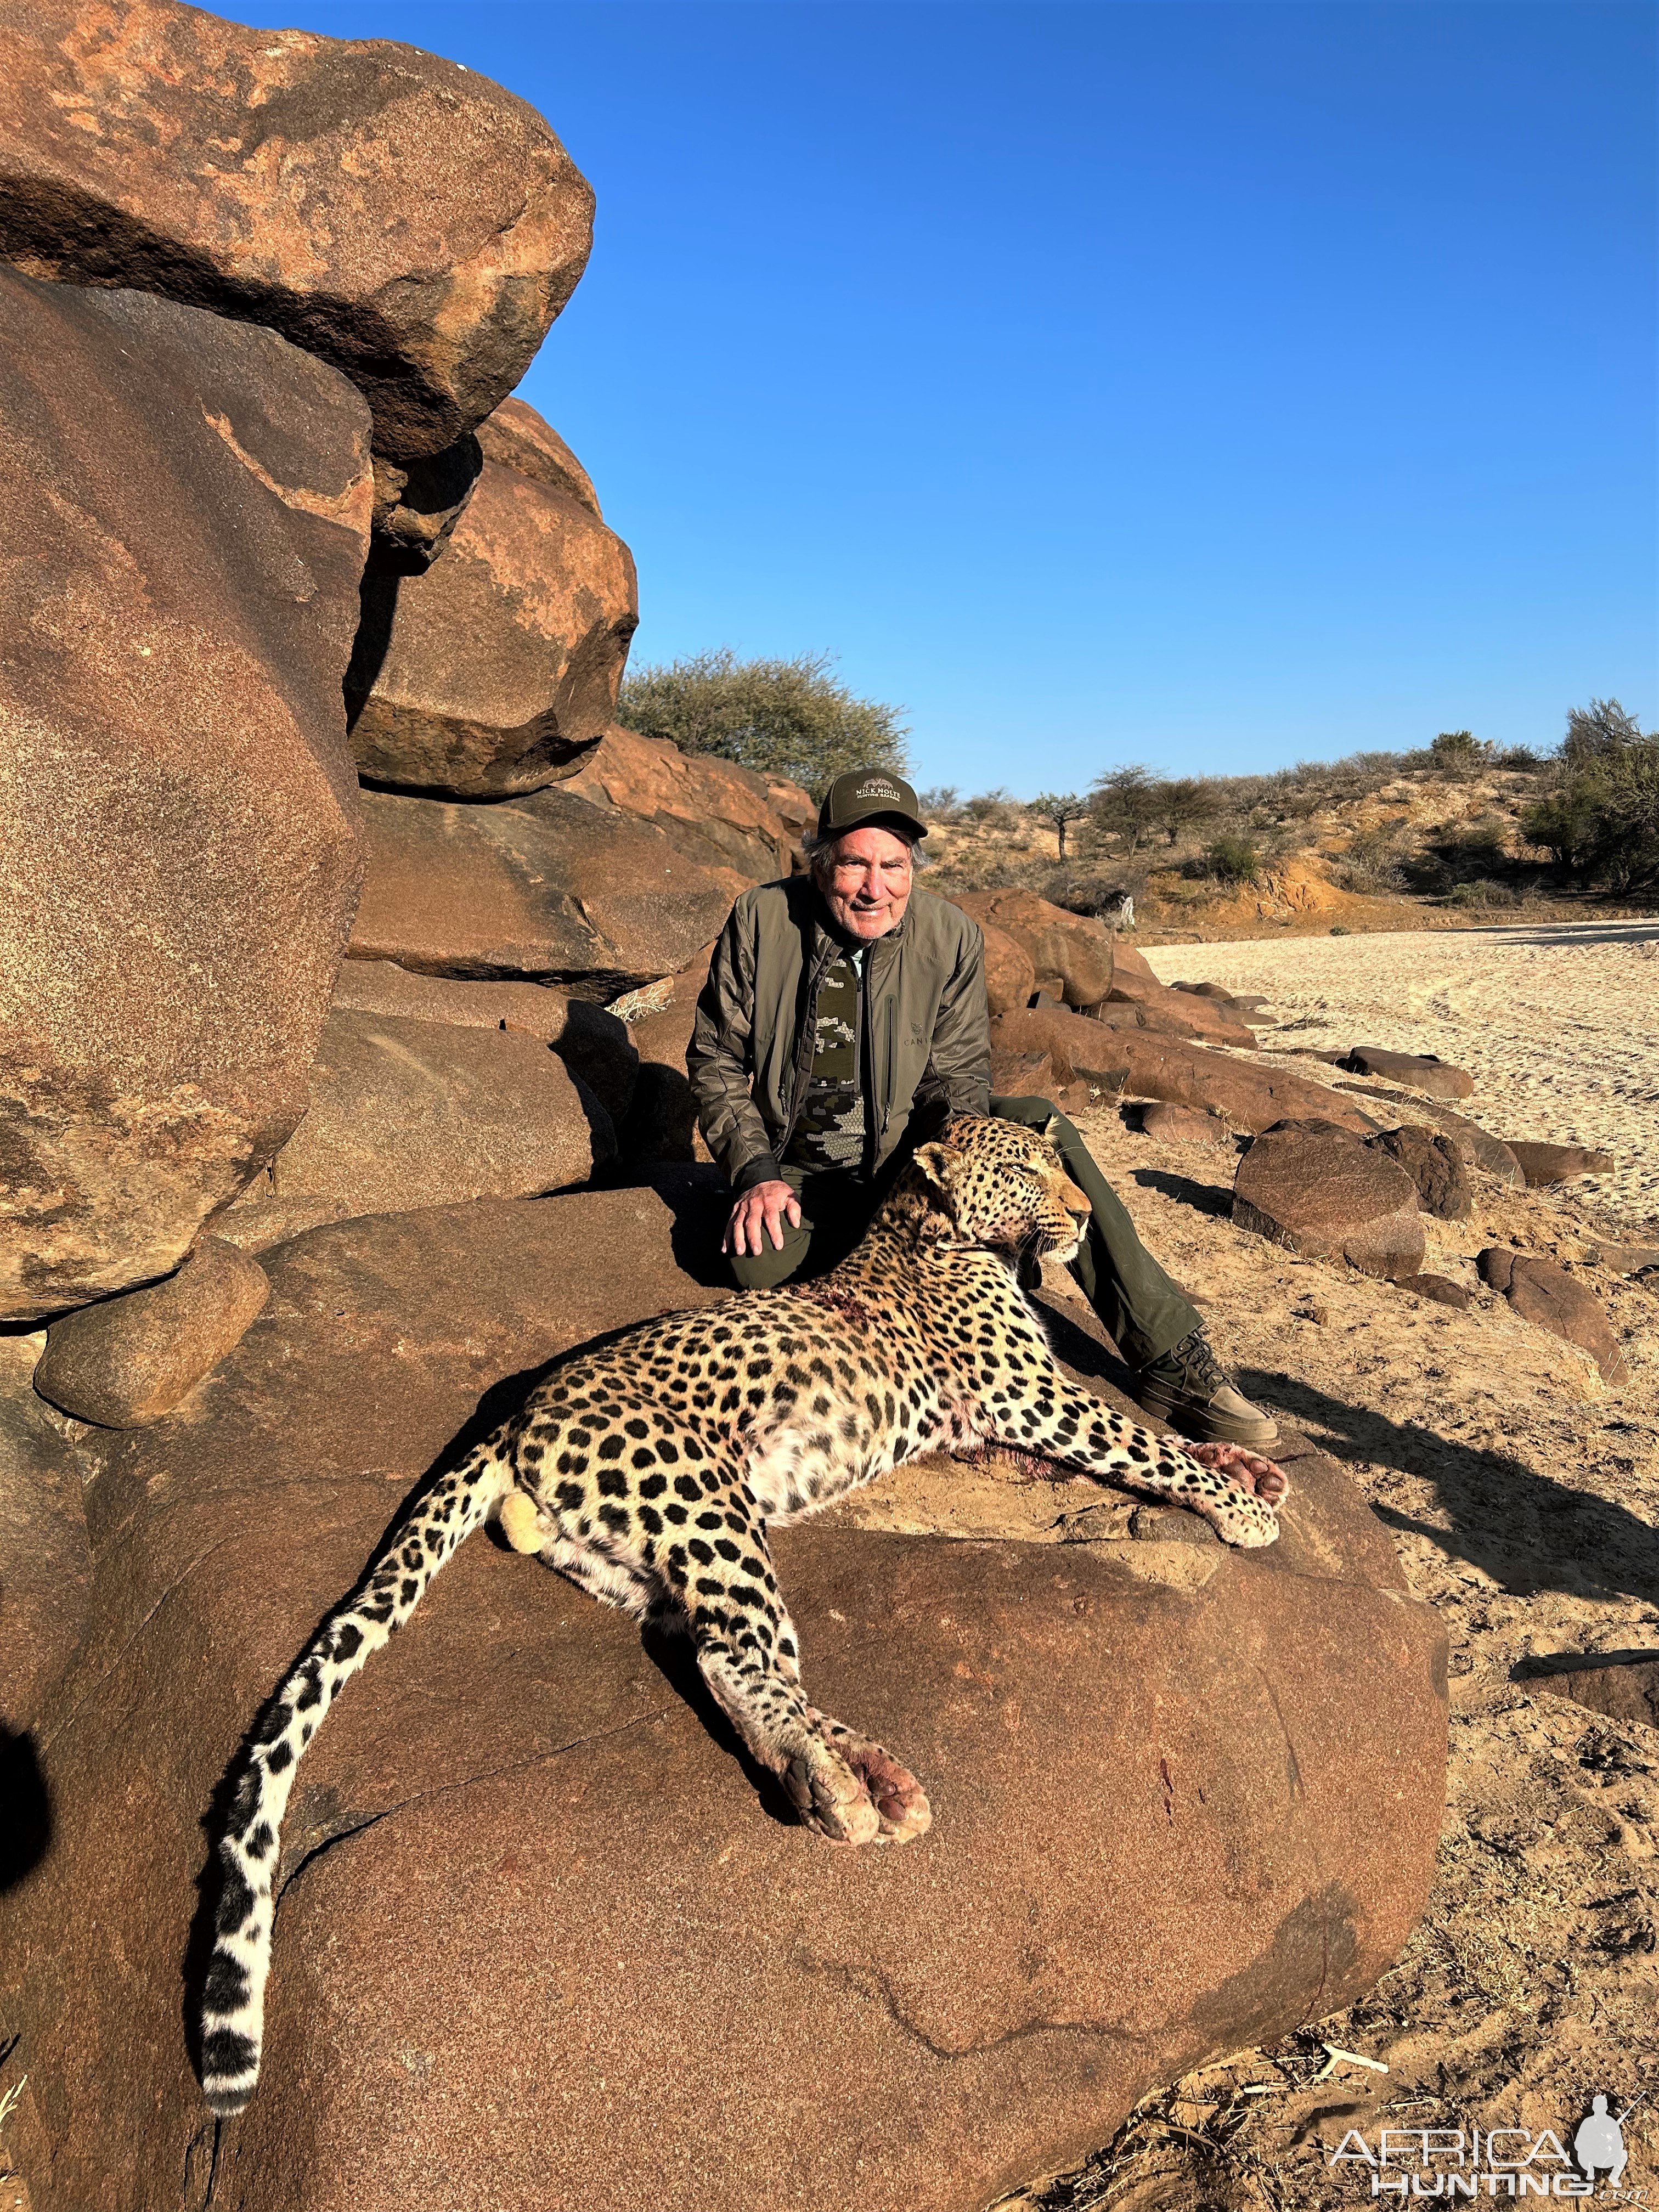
top-left (816, 825), bottom-right (915, 940)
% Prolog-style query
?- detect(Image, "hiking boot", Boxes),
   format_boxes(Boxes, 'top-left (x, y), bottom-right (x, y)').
top-left (1133, 1331), bottom-right (1278, 1448)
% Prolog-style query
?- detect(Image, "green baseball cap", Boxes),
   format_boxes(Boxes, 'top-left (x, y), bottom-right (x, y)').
top-left (816, 768), bottom-right (928, 841)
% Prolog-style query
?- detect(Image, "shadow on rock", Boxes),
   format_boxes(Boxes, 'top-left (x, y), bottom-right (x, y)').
top-left (0, 1726), bottom-right (50, 1892)
top-left (1241, 1367), bottom-right (1659, 1609)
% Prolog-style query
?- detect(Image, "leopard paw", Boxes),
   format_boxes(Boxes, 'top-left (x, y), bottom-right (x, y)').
top-left (787, 1719), bottom-right (932, 1846)
top-left (1190, 1442), bottom-right (1291, 1508)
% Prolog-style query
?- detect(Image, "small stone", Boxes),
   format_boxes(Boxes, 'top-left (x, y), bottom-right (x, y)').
top-left (1137, 1103), bottom-right (1233, 1149)
top-left (1397, 1274), bottom-right (1472, 1311)
top-left (1367, 1126), bottom-right (1473, 1222)
top-left (1296, 1297), bottom-right (1331, 1326)
top-left (32, 1240), bottom-right (270, 1429)
top-left (1341, 1047), bottom-right (1475, 1100)
top-left (1477, 1249), bottom-right (1626, 1381)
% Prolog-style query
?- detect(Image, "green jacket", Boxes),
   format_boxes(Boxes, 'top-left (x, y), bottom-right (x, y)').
top-left (687, 877), bottom-right (990, 1193)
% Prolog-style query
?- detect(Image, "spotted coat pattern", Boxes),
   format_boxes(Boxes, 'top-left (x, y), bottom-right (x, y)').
top-left (199, 1116), bottom-right (1289, 2115)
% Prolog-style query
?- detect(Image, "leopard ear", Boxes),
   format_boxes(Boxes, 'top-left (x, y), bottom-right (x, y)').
top-left (1041, 1114), bottom-right (1064, 1143)
top-left (913, 1141), bottom-right (957, 1192)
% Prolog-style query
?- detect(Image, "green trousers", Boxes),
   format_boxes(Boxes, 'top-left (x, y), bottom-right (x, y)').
top-left (726, 1095), bottom-right (1201, 1368)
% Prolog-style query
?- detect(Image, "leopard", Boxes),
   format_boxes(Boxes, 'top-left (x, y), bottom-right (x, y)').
top-left (198, 1113), bottom-right (1289, 2116)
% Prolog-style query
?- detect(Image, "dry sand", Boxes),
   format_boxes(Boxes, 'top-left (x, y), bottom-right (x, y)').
top-left (1144, 918), bottom-right (1659, 1235)
top-left (928, 920), bottom-right (1659, 2208)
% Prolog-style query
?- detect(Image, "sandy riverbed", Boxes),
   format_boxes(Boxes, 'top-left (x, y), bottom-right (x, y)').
top-left (1142, 919), bottom-right (1659, 1235)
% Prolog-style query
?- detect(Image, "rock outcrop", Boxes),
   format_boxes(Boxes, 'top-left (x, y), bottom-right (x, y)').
top-left (348, 786), bottom-right (735, 997)
top-left (331, 959), bottom-right (639, 1127)
top-left (949, 890), bottom-right (1115, 1010)
top-left (0, 1333), bottom-right (92, 1742)
top-left (32, 1239), bottom-right (270, 1429)
top-left (475, 396), bottom-right (602, 512)
top-left (218, 1011), bottom-right (614, 1244)
top-left (1233, 1122), bottom-right (1425, 1279)
top-left (0, 0), bottom-right (594, 466)
top-left (347, 441), bottom-right (639, 798)
top-left (0, 268), bottom-right (371, 1320)
top-left (1477, 1249), bottom-right (1627, 1382)
top-left (612, 953), bottom-right (715, 1166)
top-left (0, 1193), bottom-right (1446, 2212)
top-left (1504, 1141), bottom-right (1615, 1188)
top-left (990, 1010), bottom-right (1378, 1135)
top-left (563, 725), bottom-right (815, 887)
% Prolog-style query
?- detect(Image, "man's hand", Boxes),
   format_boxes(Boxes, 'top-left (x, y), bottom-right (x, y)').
top-left (723, 1180), bottom-right (802, 1257)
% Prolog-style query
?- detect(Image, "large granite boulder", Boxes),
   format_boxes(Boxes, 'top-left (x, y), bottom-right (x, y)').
top-left (32, 1238), bottom-right (270, 1429)
top-left (949, 890), bottom-right (1115, 1010)
top-left (0, 268), bottom-right (371, 1321)
top-left (475, 395), bottom-right (602, 512)
top-left (0, 0), bottom-right (592, 466)
top-left (611, 951), bottom-right (716, 1166)
top-left (215, 1011), bottom-right (614, 1248)
top-left (331, 958), bottom-right (638, 1126)
top-left (564, 724), bottom-right (816, 886)
top-left (1367, 1124), bottom-right (1472, 1222)
top-left (347, 450), bottom-right (639, 798)
top-left (0, 1194), bottom-right (1444, 2212)
top-left (1234, 1122), bottom-right (1425, 1279)
top-left (991, 1010), bottom-right (1378, 1135)
top-left (348, 787), bottom-right (736, 998)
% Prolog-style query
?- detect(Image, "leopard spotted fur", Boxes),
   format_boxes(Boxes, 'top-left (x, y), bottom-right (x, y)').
top-left (199, 1114), bottom-right (1288, 2114)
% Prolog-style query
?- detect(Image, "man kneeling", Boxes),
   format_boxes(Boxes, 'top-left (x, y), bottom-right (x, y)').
top-left (686, 769), bottom-right (1276, 1447)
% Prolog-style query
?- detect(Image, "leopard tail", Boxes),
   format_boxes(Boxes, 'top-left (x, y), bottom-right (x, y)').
top-left (199, 1442), bottom-right (512, 2117)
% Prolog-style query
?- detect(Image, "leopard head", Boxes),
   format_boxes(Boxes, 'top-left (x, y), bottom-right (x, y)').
top-left (895, 1113), bottom-right (1091, 1262)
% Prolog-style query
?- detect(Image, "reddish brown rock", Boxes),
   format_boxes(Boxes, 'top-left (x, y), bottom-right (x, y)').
top-left (990, 1048), bottom-right (1056, 1101)
top-left (1234, 1125), bottom-right (1425, 1278)
top-left (0, 1334), bottom-right (92, 1737)
top-left (981, 924), bottom-right (1039, 1018)
top-left (0, 1196), bottom-right (1444, 2212)
top-left (1477, 1250), bottom-right (1627, 1381)
top-left (1340, 1047), bottom-right (1474, 1100)
top-left (1397, 1273), bottom-right (1474, 1311)
top-left (1337, 1088), bottom-right (1524, 1188)
top-left (368, 433), bottom-right (483, 572)
top-left (1505, 1141), bottom-right (1615, 1188)
top-left (349, 787), bottom-right (736, 997)
top-left (347, 458), bottom-right (637, 797)
top-left (0, 1), bottom-right (593, 463)
top-left (1538, 1657), bottom-right (1659, 1729)
top-left (1367, 1125), bottom-right (1472, 1222)
top-left (991, 1011), bottom-right (1377, 1135)
top-left (0, 268), bottom-right (371, 1321)
top-left (563, 725), bottom-right (815, 886)
top-left (32, 1239), bottom-right (270, 1430)
top-left (1103, 969), bottom-right (1255, 1046)
top-left (330, 958), bottom-right (638, 1127)
top-left (475, 395), bottom-right (602, 515)
top-left (1170, 980), bottom-right (1238, 1002)
top-left (256, 1009), bottom-right (614, 1227)
top-left (1136, 1103), bottom-right (1234, 1149)
top-left (950, 890), bottom-right (1115, 1010)
top-left (611, 953), bottom-right (716, 1167)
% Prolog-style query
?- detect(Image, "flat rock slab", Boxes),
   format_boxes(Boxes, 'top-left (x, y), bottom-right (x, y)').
top-left (332, 960), bottom-right (638, 1125)
top-left (349, 786), bottom-right (736, 996)
top-left (348, 455), bottom-right (637, 797)
top-left (33, 1239), bottom-right (269, 1429)
top-left (1505, 1141), bottom-right (1615, 1188)
top-left (1367, 1125), bottom-right (1472, 1222)
top-left (263, 1009), bottom-right (613, 1224)
top-left (1397, 1273), bottom-right (1474, 1312)
top-left (1234, 1124), bottom-right (1425, 1279)
top-left (1340, 1048), bottom-right (1474, 1100)
top-left (1135, 1103), bottom-right (1235, 1148)
top-left (1334, 1087), bottom-right (1525, 1188)
top-left (1477, 1250), bottom-right (1627, 1383)
top-left (0, 0), bottom-right (593, 461)
top-left (1, 1195), bottom-right (1446, 2212)
top-left (993, 1011), bottom-right (1378, 1136)
top-left (0, 267), bottom-right (371, 1319)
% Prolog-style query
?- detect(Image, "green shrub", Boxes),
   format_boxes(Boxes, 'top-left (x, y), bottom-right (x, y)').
top-left (1203, 835), bottom-right (1261, 885)
top-left (617, 648), bottom-right (907, 798)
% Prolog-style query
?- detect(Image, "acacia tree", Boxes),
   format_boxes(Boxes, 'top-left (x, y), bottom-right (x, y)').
top-left (1030, 791), bottom-right (1091, 859)
top-left (616, 648), bottom-right (907, 798)
top-left (1090, 765), bottom-right (1161, 857)
top-left (1157, 776), bottom-right (1216, 845)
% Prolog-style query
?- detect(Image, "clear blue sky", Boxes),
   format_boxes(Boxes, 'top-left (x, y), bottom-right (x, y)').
top-left (264, 2), bottom-right (1655, 795)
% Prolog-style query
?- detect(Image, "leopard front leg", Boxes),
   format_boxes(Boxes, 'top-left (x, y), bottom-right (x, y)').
top-left (678, 1528), bottom-right (930, 1847)
top-left (983, 1370), bottom-right (1289, 1547)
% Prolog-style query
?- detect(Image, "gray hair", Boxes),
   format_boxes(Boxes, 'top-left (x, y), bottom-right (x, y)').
top-left (803, 826), bottom-right (929, 872)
